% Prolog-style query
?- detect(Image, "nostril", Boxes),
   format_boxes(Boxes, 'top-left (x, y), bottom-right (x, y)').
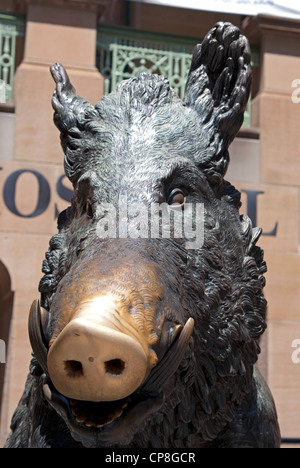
top-left (104, 359), bottom-right (125, 376)
top-left (64, 360), bottom-right (83, 378)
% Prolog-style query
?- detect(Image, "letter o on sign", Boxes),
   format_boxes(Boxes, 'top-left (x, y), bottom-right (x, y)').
top-left (3, 169), bottom-right (51, 218)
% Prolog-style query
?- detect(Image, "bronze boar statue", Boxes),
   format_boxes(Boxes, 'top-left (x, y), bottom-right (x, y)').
top-left (4, 22), bottom-right (281, 448)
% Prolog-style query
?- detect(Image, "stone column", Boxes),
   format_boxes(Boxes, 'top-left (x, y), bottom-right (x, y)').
top-left (14, 0), bottom-right (107, 165)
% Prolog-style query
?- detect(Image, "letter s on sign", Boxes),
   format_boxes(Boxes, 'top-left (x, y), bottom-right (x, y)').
top-left (291, 339), bottom-right (300, 364)
top-left (291, 79), bottom-right (300, 104)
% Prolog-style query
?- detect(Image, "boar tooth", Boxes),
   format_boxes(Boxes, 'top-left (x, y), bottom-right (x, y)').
top-left (105, 413), bottom-right (115, 425)
top-left (114, 408), bottom-right (123, 418)
top-left (84, 420), bottom-right (95, 428)
top-left (71, 405), bottom-right (82, 416)
top-left (28, 300), bottom-right (49, 375)
top-left (75, 414), bottom-right (87, 424)
top-left (140, 317), bottom-right (194, 394)
top-left (95, 415), bottom-right (106, 427)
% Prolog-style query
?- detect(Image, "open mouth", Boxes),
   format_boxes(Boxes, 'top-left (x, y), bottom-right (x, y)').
top-left (41, 376), bottom-right (165, 447)
top-left (29, 300), bottom-right (194, 447)
top-left (43, 379), bottom-right (131, 429)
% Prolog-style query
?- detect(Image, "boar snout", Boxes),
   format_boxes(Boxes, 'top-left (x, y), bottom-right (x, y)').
top-left (47, 296), bottom-right (157, 402)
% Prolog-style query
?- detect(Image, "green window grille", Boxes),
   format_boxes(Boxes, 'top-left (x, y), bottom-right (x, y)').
top-left (97, 25), bottom-right (198, 98)
top-left (97, 24), bottom-right (259, 127)
top-left (0, 13), bottom-right (25, 102)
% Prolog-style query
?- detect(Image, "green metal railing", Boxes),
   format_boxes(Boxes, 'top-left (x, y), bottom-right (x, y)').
top-left (97, 24), bottom-right (259, 127)
top-left (0, 13), bottom-right (25, 102)
top-left (97, 25), bottom-right (197, 98)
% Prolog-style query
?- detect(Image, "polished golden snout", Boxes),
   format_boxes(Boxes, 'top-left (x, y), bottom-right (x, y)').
top-left (47, 296), bottom-right (158, 402)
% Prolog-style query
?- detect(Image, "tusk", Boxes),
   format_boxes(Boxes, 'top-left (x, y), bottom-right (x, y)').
top-left (28, 299), bottom-right (50, 375)
top-left (140, 317), bottom-right (194, 395)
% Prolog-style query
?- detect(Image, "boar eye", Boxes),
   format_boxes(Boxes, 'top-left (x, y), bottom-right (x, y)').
top-left (85, 199), bottom-right (93, 219)
top-left (167, 189), bottom-right (185, 207)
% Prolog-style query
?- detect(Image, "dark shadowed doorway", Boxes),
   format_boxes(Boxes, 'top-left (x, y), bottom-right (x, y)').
top-left (0, 261), bottom-right (14, 414)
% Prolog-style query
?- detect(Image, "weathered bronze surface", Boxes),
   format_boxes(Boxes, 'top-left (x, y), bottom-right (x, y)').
top-left (4, 22), bottom-right (281, 448)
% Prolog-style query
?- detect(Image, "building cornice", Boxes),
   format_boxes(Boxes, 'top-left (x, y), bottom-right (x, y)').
top-left (242, 13), bottom-right (300, 43)
top-left (0, 0), bottom-right (108, 16)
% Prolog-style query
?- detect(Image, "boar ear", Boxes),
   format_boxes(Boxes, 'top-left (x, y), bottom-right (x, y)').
top-left (184, 22), bottom-right (252, 186)
top-left (51, 63), bottom-right (100, 185)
